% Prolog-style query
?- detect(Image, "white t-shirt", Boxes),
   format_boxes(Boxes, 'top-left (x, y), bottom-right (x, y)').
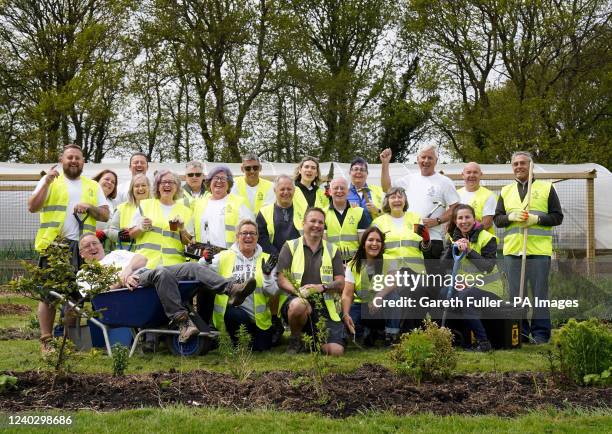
top-left (345, 263), bottom-right (378, 285)
top-left (391, 216), bottom-right (405, 232)
top-left (33, 176), bottom-right (107, 241)
top-left (198, 197), bottom-right (254, 248)
top-left (230, 181), bottom-right (275, 210)
top-left (392, 172), bottom-right (460, 241)
top-left (77, 250), bottom-right (142, 294)
top-left (459, 189), bottom-right (497, 218)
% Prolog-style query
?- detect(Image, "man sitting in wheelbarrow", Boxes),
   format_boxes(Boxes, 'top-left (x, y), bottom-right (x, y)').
top-left (77, 233), bottom-right (256, 343)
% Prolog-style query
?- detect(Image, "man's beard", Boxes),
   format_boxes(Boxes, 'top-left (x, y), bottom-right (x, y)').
top-left (64, 165), bottom-right (83, 179)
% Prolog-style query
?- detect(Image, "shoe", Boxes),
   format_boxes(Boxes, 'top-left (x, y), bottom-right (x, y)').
top-left (270, 316), bottom-right (285, 347)
top-left (471, 340), bottom-right (492, 352)
top-left (286, 334), bottom-right (304, 354)
top-left (176, 313), bottom-right (199, 344)
top-left (363, 330), bottom-right (377, 348)
top-left (227, 277), bottom-right (257, 306)
top-left (40, 334), bottom-right (54, 354)
top-left (384, 332), bottom-right (400, 347)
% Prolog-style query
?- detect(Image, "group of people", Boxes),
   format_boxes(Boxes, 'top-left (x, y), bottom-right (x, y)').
top-left (29, 143), bottom-right (563, 355)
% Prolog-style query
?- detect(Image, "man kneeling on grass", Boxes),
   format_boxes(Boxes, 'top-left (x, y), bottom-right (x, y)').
top-left (77, 233), bottom-right (256, 343)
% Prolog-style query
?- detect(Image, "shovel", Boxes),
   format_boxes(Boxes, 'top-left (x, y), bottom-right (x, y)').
top-left (441, 244), bottom-right (466, 327)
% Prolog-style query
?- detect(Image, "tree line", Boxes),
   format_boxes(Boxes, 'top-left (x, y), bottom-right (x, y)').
top-left (0, 0), bottom-right (609, 167)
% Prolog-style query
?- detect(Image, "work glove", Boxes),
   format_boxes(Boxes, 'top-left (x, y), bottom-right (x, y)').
top-left (118, 229), bottom-right (131, 242)
top-left (508, 211), bottom-right (526, 222)
top-left (95, 230), bottom-right (107, 243)
top-left (520, 214), bottom-right (540, 227)
top-left (414, 224), bottom-right (430, 243)
top-left (262, 255), bottom-right (278, 276)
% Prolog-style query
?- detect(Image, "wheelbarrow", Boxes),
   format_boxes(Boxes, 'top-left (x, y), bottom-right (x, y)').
top-left (50, 281), bottom-right (219, 358)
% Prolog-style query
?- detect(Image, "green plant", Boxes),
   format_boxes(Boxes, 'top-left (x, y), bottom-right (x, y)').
top-left (302, 293), bottom-right (330, 402)
top-left (112, 344), bottom-right (130, 376)
top-left (554, 318), bottom-right (612, 385)
top-left (218, 325), bottom-right (253, 382)
top-left (0, 374), bottom-right (18, 393)
top-left (41, 337), bottom-right (78, 374)
top-left (390, 317), bottom-right (457, 384)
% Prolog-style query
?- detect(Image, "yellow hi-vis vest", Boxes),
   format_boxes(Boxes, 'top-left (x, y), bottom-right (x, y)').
top-left (234, 176), bottom-right (273, 215)
top-left (350, 260), bottom-right (388, 304)
top-left (456, 230), bottom-right (505, 298)
top-left (192, 194), bottom-right (245, 248)
top-left (501, 180), bottom-right (553, 256)
top-left (115, 202), bottom-right (138, 251)
top-left (213, 250), bottom-right (272, 331)
top-left (135, 198), bottom-right (192, 268)
top-left (34, 175), bottom-right (100, 252)
top-left (372, 212), bottom-right (425, 273)
top-left (325, 205), bottom-right (363, 256)
top-left (457, 186), bottom-right (496, 234)
top-left (287, 237), bottom-right (341, 321)
top-left (259, 203), bottom-right (303, 240)
top-left (366, 184), bottom-right (384, 209)
top-left (292, 185), bottom-right (327, 223)
top-left (182, 186), bottom-right (208, 209)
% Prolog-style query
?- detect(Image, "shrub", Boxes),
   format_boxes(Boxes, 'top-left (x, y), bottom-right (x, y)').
top-left (390, 318), bottom-right (457, 384)
top-left (554, 318), bottom-right (612, 385)
top-left (111, 344), bottom-right (130, 377)
top-left (218, 325), bottom-right (253, 382)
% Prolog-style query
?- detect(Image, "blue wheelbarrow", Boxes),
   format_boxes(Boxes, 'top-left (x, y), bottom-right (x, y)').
top-left (50, 281), bottom-right (218, 357)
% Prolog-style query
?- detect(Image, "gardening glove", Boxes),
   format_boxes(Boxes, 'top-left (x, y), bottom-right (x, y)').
top-left (508, 211), bottom-right (526, 222)
top-left (520, 213), bottom-right (540, 227)
top-left (95, 230), bottom-right (107, 243)
top-left (414, 224), bottom-right (430, 243)
top-left (262, 254), bottom-right (278, 276)
top-left (118, 228), bottom-right (131, 242)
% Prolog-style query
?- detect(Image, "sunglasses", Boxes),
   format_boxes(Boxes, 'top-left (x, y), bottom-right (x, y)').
top-left (244, 166), bottom-right (260, 172)
top-left (186, 172), bottom-right (203, 177)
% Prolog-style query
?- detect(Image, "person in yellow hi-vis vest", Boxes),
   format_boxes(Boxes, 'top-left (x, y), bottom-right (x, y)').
top-left (182, 160), bottom-right (207, 208)
top-left (346, 157), bottom-right (385, 225)
top-left (131, 170), bottom-right (193, 268)
top-left (106, 173), bottom-right (151, 250)
top-left (231, 153), bottom-right (274, 215)
top-left (494, 151), bottom-right (563, 344)
top-left (442, 204), bottom-right (506, 352)
top-left (292, 156), bottom-right (328, 223)
top-left (458, 162), bottom-right (497, 233)
top-left (325, 177), bottom-right (369, 258)
top-left (28, 144), bottom-right (110, 352)
top-left (208, 220), bottom-right (278, 351)
top-left (277, 208), bottom-right (345, 356)
top-left (192, 166), bottom-right (254, 250)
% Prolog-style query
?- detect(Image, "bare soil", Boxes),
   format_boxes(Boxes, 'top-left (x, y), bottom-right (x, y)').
top-left (1, 364), bottom-right (610, 417)
top-left (0, 303), bottom-right (31, 315)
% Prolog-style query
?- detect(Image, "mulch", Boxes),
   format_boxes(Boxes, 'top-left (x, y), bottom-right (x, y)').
top-left (0, 303), bottom-right (31, 315)
top-left (1, 364), bottom-right (610, 417)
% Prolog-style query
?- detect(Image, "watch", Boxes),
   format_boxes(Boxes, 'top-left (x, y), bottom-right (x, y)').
top-left (436, 217), bottom-right (442, 225)
top-left (321, 284), bottom-right (328, 292)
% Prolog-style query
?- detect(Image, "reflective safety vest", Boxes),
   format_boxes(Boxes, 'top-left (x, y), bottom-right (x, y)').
top-left (182, 186), bottom-right (208, 209)
top-left (457, 186), bottom-right (496, 234)
top-left (259, 203), bottom-right (303, 240)
top-left (287, 237), bottom-right (340, 321)
top-left (115, 202), bottom-right (138, 251)
top-left (325, 205), bottom-right (363, 256)
top-left (213, 250), bottom-right (272, 331)
top-left (350, 260), bottom-right (388, 304)
top-left (234, 176), bottom-right (273, 215)
top-left (193, 194), bottom-right (245, 248)
top-left (456, 230), bottom-right (505, 298)
top-left (293, 185), bottom-right (328, 223)
top-left (501, 180), bottom-right (553, 256)
top-left (372, 212), bottom-right (425, 273)
top-left (34, 175), bottom-right (100, 252)
top-left (367, 184), bottom-right (384, 210)
top-left (135, 198), bottom-right (192, 268)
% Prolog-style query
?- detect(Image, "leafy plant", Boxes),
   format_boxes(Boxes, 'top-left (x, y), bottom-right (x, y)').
top-left (41, 337), bottom-right (78, 374)
top-left (0, 375), bottom-right (18, 393)
top-left (111, 344), bottom-right (130, 377)
top-left (554, 318), bottom-right (612, 386)
top-left (302, 293), bottom-right (330, 403)
top-left (390, 317), bottom-right (456, 384)
top-left (218, 324), bottom-right (253, 382)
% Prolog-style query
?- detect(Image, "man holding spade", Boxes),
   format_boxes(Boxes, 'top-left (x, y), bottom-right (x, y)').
top-left (494, 151), bottom-right (564, 344)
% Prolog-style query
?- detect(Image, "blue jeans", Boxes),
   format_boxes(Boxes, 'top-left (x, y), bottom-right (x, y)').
top-left (456, 287), bottom-right (500, 342)
top-left (504, 255), bottom-right (551, 342)
top-left (349, 302), bottom-right (401, 336)
top-left (224, 305), bottom-right (273, 351)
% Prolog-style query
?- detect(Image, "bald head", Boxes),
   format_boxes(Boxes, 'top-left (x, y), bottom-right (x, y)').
top-left (462, 162), bottom-right (482, 192)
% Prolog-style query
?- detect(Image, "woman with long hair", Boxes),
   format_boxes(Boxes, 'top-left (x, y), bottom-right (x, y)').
top-left (292, 156), bottom-right (327, 221)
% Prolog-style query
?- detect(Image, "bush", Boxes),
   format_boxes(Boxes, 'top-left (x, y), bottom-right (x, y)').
top-left (389, 318), bottom-right (457, 384)
top-left (554, 318), bottom-right (612, 385)
top-left (111, 344), bottom-right (130, 377)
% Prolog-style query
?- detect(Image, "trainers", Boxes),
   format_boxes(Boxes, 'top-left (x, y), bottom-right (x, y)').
top-left (271, 316), bottom-right (285, 347)
top-left (176, 313), bottom-right (199, 344)
top-left (471, 340), bottom-right (492, 352)
top-left (286, 334), bottom-right (304, 354)
top-left (384, 332), bottom-right (400, 347)
top-left (40, 334), bottom-right (54, 354)
top-left (227, 277), bottom-right (257, 306)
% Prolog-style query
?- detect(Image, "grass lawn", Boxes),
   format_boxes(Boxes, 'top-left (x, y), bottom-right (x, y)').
top-left (1, 408), bottom-right (611, 433)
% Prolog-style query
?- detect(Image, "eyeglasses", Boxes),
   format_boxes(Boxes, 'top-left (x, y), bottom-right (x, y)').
top-left (351, 166), bottom-right (367, 173)
top-left (212, 176), bottom-right (228, 182)
top-left (160, 181), bottom-right (176, 186)
top-left (239, 231), bottom-right (257, 237)
top-left (243, 166), bottom-right (260, 172)
top-left (186, 172), bottom-right (203, 178)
